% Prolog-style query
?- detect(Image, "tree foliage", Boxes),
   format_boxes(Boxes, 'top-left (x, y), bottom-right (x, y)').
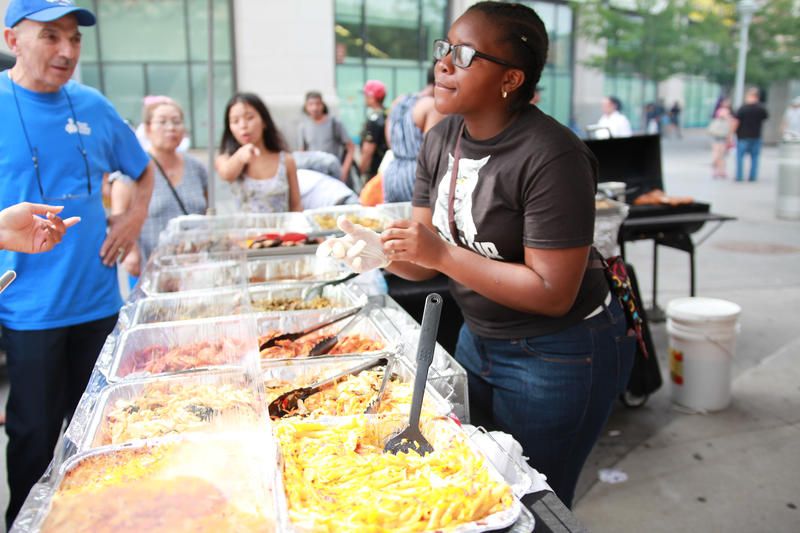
top-left (573, 0), bottom-right (800, 90)
top-left (745, 0), bottom-right (800, 86)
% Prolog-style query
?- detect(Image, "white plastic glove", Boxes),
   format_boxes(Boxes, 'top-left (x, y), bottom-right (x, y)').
top-left (316, 215), bottom-right (390, 273)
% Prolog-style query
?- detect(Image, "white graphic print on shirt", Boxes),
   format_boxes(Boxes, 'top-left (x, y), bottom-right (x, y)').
top-left (431, 153), bottom-right (502, 259)
top-left (65, 118), bottom-right (91, 135)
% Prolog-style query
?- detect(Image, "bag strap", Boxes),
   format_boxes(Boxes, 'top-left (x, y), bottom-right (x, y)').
top-left (150, 154), bottom-right (189, 216)
top-left (447, 122), bottom-right (468, 249)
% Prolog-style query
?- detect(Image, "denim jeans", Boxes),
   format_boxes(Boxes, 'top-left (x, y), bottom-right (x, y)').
top-left (455, 296), bottom-right (636, 508)
top-left (736, 138), bottom-right (762, 182)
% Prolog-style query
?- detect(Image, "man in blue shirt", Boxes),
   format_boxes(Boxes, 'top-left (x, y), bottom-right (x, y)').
top-left (1, 0), bottom-right (154, 525)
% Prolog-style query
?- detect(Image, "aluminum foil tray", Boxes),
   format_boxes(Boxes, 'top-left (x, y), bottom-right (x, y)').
top-left (246, 255), bottom-right (349, 285)
top-left (165, 212), bottom-right (313, 235)
top-left (272, 414), bottom-right (521, 533)
top-left (132, 288), bottom-right (250, 325)
top-left (304, 205), bottom-right (393, 233)
top-left (37, 432), bottom-right (276, 532)
top-left (140, 259), bottom-right (246, 295)
top-left (247, 282), bottom-right (366, 315)
top-left (261, 355), bottom-right (452, 417)
top-left (81, 368), bottom-right (266, 451)
top-left (108, 315), bottom-right (260, 382)
top-left (256, 305), bottom-right (400, 362)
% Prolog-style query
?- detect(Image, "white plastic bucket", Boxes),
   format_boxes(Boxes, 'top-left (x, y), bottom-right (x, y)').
top-left (666, 297), bottom-right (741, 411)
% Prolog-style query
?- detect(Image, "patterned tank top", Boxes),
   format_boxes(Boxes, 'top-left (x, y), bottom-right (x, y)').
top-left (230, 151), bottom-right (289, 213)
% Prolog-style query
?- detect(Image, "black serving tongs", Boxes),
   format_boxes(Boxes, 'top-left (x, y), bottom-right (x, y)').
top-left (383, 293), bottom-right (443, 457)
top-left (258, 306), bottom-right (362, 351)
top-left (268, 357), bottom-right (388, 419)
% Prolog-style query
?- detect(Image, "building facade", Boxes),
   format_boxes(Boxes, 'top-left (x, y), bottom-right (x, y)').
top-left (0, 0), bottom-right (728, 149)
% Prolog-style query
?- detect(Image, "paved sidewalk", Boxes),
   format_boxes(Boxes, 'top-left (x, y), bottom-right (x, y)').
top-left (573, 130), bottom-right (800, 532)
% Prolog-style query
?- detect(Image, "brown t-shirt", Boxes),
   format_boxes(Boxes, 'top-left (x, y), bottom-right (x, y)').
top-left (412, 105), bottom-right (608, 339)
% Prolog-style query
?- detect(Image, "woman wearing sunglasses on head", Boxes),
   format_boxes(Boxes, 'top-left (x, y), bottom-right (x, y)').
top-left (381, 2), bottom-right (635, 507)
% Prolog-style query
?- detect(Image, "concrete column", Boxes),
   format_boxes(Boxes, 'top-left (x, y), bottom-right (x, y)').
top-left (659, 77), bottom-right (685, 110)
top-left (233, 0), bottom-right (336, 149)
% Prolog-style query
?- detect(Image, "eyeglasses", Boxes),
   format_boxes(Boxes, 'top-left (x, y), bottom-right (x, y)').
top-left (11, 82), bottom-right (92, 201)
top-left (151, 118), bottom-right (184, 128)
top-left (433, 39), bottom-right (520, 69)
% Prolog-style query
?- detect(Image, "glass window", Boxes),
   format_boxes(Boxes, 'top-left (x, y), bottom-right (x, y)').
top-left (365, 0), bottom-right (420, 60)
top-left (522, 1), bottom-right (574, 125)
top-left (187, 0), bottom-right (232, 62)
top-left (335, 0), bottom-right (448, 137)
top-left (102, 64), bottom-right (146, 124)
top-left (78, 62), bottom-right (101, 90)
top-left (97, 0), bottom-right (187, 62)
top-left (191, 63), bottom-right (234, 150)
top-left (74, 0), bottom-right (234, 148)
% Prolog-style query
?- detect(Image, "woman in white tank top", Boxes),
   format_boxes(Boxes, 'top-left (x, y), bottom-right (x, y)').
top-left (215, 92), bottom-right (301, 213)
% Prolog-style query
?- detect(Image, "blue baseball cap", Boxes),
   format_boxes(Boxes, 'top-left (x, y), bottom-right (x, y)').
top-left (5, 0), bottom-right (96, 28)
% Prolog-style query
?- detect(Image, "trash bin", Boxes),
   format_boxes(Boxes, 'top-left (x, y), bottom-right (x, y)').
top-left (666, 297), bottom-right (741, 411)
top-left (776, 139), bottom-right (800, 220)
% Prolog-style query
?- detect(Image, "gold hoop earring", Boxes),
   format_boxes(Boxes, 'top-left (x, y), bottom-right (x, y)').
top-left (502, 90), bottom-right (508, 99)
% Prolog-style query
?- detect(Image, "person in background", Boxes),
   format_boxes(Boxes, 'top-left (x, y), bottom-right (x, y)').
top-left (382, 66), bottom-right (445, 203)
top-left (216, 92), bottom-right (302, 213)
top-left (711, 95), bottom-right (731, 119)
top-left (782, 96), bottom-right (800, 139)
top-left (380, 1), bottom-right (634, 508)
top-left (1, 1), bottom-right (154, 525)
top-left (296, 168), bottom-right (358, 209)
top-left (596, 96), bottom-right (632, 138)
top-left (135, 95), bottom-right (191, 153)
top-left (0, 202), bottom-right (79, 253)
top-left (111, 97), bottom-right (208, 276)
top-left (644, 102), bottom-right (659, 134)
top-left (296, 90), bottom-right (355, 183)
top-left (732, 87), bottom-right (769, 182)
top-left (708, 105), bottom-right (734, 179)
top-left (358, 80), bottom-right (388, 186)
top-left (668, 100), bottom-right (682, 138)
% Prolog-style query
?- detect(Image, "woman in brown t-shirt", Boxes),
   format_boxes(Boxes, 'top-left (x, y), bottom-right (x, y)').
top-left (381, 1), bottom-right (635, 508)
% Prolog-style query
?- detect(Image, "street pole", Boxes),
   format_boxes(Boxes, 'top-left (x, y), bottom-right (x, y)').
top-left (732, 0), bottom-right (757, 109)
top-left (206, 0), bottom-right (216, 215)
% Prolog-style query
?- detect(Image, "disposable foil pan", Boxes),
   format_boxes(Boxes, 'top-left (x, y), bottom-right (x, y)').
top-left (108, 315), bottom-right (260, 383)
top-left (140, 259), bottom-right (246, 295)
top-left (255, 305), bottom-right (400, 362)
top-left (131, 288), bottom-right (250, 325)
top-left (247, 282), bottom-right (367, 315)
top-left (246, 255), bottom-right (350, 284)
top-left (164, 212), bottom-right (313, 235)
top-left (304, 204), bottom-right (393, 233)
top-left (81, 368), bottom-right (266, 451)
top-left (36, 432), bottom-right (276, 533)
top-left (261, 354), bottom-right (452, 417)
top-left (272, 414), bottom-right (521, 533)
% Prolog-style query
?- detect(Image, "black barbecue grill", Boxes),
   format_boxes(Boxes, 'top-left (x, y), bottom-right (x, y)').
top-left (584, 134), bottom-right (736, 320)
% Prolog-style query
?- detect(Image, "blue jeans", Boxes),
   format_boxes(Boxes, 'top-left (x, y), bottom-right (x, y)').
top-left (455, 296), bottom-right (635, 508)
top-left (736, 138), bottom-right (762, 181)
